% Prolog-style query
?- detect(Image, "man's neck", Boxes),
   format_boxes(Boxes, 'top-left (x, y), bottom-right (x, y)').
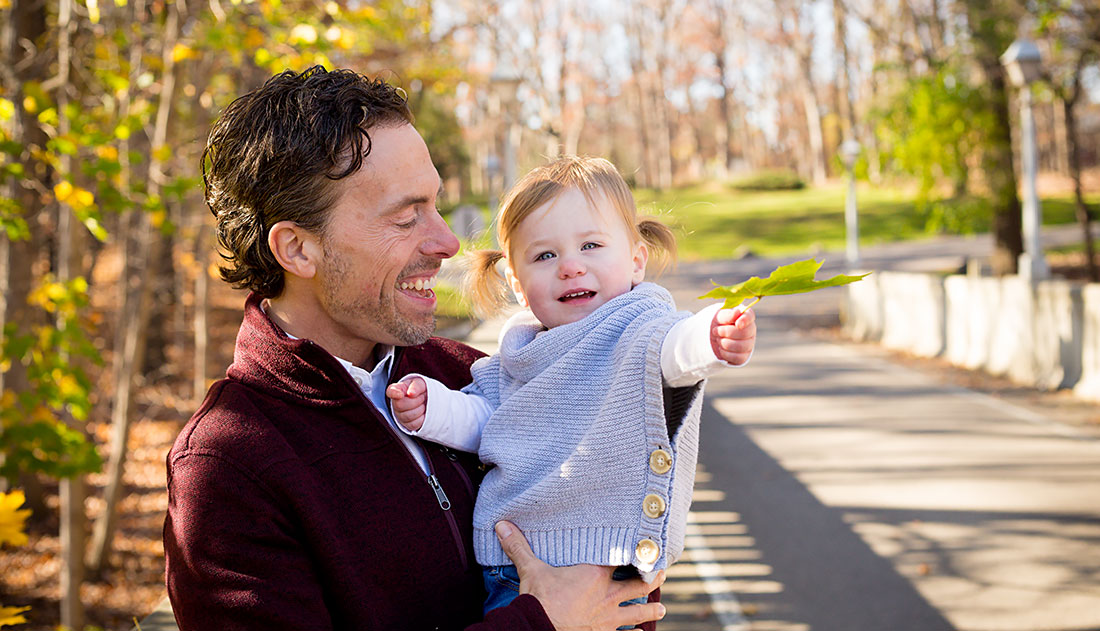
top-left (264, 295), bottom-right (378, 369)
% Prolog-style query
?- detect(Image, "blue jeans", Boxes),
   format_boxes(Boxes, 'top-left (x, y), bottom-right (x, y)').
top-left (482, 564), bottom-right (647, 630)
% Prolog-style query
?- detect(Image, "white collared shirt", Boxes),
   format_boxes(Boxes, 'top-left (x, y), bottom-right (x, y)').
top-left (262, 302), bottom-right (431, 474)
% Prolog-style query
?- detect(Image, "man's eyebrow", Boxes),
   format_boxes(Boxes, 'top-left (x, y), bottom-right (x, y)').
top-left (382, 177), bottom-right (442, 215)
top-left (384, 194), bottom-right (432, 213)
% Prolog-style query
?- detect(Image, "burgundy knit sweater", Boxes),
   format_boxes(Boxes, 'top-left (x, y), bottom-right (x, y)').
top-left (163, 294), bottom-right (554, 630)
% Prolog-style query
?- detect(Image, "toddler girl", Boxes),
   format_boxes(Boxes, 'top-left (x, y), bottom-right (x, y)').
top-left (386, 155), bottom-right (756, 617)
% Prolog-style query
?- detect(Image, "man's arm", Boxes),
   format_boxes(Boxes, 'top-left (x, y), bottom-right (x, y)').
top-left (165, 452), bottom-right (332, 630)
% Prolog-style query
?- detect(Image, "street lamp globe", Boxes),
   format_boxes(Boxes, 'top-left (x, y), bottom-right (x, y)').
top-left (1000, 39), bottom-right (1043, 87)
top-left (840, 139), bottom-right (861, 169)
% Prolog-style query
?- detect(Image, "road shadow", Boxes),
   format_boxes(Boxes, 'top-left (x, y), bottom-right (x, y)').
top-left (688, 399), bottom-right (958, 631)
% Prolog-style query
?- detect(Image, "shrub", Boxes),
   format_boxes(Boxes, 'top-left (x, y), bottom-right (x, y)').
top-left (730, 170), bottom-right (806, 191)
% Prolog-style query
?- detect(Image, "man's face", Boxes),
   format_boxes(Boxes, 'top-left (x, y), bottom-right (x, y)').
top-left (313, 123), bottom-right (459, 351)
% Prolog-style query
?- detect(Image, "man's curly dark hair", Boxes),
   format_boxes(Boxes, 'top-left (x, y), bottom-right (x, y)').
top-left (202, 66), bottom-right (413, 298)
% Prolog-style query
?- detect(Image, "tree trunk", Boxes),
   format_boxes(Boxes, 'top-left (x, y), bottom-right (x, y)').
top-left (801, 81), bottom-right (828, 185)
top-left (193, 222), bottom-right (210, 402)
top-left (964, 0), bottom-right (1023, 276)
top-left (4, 0), bottom-right (50, 521)
top-left (88, 0), bottom-right (180, 573)
top-left (833, 0), bottom-right (855, 140)
top-left (1064, 67), bottom-right (1097, 282)
top-left (55, 0), bottom-right (88, 625)
top-left (714, 51), bottom-right (732, 179)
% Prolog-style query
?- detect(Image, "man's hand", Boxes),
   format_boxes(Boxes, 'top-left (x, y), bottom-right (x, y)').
top-left (385, 377), bottom-right (428, 431)
top-left (495, 521), bottom-right (666, 631)
top-left (711, 306), bottom-right (756, 366)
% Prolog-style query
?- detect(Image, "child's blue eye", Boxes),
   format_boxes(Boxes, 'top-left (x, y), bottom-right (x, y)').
top-left (581, 242), bottom-right (600, 250)
top-left (534, 251), bottom-right (555, 262)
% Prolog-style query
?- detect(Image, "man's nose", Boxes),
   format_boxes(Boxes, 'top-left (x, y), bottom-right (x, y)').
top-left (422, 210), bottom-right (460, 259)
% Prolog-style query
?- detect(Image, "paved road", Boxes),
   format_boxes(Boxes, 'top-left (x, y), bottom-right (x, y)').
top-left (462, 235), bottom-right (1100, 631)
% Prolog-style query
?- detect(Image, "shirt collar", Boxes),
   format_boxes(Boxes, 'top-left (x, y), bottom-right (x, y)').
top-left (261, 298), bottom-right (395, 380)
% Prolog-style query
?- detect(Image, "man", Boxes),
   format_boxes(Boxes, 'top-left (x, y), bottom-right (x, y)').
top-left (164, 66), bottom-right (666, 631)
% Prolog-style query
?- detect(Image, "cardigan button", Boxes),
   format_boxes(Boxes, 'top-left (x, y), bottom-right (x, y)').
top-left (642, 493), bottom-right (666, 519)
top-left (649, 449), bottom-right (672, 474)
top-left (635, 539), bottom-right (660, 565)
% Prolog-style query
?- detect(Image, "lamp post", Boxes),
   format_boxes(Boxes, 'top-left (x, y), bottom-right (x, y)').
top-left (489, 59), bottom-right (522, 205)
top-left (840, 139), bottom-right (861, 268)
top-left (1001, 38), bottom-right (1049, 280)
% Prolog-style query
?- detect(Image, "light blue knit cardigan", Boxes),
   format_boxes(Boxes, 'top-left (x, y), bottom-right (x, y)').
top-left (469, 282), bottom-right (705, 576)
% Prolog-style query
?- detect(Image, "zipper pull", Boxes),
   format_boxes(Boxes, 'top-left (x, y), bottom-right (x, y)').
top-left (427, 474), bottom-right (451, 511)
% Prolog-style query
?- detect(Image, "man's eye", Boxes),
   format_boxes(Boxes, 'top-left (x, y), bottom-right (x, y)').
top-left (534, 251), bottom-right (554, 262)
top-left (396, 216), bottom-right (417, 229)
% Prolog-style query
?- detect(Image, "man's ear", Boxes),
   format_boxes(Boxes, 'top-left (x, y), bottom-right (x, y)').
top-left (268, 220), bottom-right (323, 279)
top-left (503, 263), bottom-right (528, 308)
top-left (631, 240), bottom-right (649, 286)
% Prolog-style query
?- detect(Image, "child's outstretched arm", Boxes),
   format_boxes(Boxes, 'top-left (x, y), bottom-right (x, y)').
top-left (387, 377), bottom-right (428, 431)
top-left (661, 303), bottom-right (756, 388)
top-left (710, 305), bottom-right (756, 366)
top-left (385, 374), bottom-right (494, 453)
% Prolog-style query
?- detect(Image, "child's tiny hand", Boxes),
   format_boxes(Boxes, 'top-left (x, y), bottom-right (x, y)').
top-left (711, 306), bottom-right (756, 366)
top-left (385, 377), bottom-right (428, 431)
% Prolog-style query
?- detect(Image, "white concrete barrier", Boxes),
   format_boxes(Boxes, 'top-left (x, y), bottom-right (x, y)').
top-left (844, 271), bottom-right (1100, 402)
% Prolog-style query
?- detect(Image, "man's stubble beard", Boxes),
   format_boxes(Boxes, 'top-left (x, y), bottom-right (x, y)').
top-left (319, 246), bottom-right (436, 347)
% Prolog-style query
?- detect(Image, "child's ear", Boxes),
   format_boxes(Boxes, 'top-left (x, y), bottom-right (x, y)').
top-left (503, 263), bottom-right (529, 308)
top-left (268, 220), bottom-right (323, 279)
top-left (631, 240), bottom-right (649, 286)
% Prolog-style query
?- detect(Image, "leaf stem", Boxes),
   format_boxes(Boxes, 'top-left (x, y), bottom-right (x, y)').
top-left (744, 296), bottom-right (762, 310)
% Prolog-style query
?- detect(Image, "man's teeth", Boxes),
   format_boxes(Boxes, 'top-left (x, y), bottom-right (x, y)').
top-left (399, 277), bottom-right (437, 291)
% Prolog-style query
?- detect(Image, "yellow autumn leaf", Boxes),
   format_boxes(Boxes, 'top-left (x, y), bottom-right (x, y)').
top-left (153, 144), bottom-right (172, 162)
top-left (0, 605), bottom-right (31, 628)
top-left (289, 23), bottom-right (318, 45)
top-left (245, 28), bottom-right (265, 50)
top-left (96, 145), bottom-right (118, 161)
top-left (72, 188), bottom-right (95, 211)
top-left (172, 43), bottom-right (195, 63)
top-left (57, 374), bottom-right (82, 399)
top-left (22, 96), bottom-right (37, 115)
top-left (0, 491), bottom-right (31, 547)
top-left (87, 0), bottom-right (101, 23)
top-left (54, 180), bottom-right (74, 202)
top-left (0, 98), bottom-right (13, 121)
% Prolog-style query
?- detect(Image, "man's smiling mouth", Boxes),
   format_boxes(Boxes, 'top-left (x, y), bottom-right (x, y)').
top-left (398, 275), bottom-right (437, 296)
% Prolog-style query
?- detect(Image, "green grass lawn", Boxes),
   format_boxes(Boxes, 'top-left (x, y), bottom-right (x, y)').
top-left (632, 181), bottom-right (1094, 261)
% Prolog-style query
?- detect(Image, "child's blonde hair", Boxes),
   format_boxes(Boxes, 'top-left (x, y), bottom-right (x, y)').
top-left (465, 155), bottom-right (677, 318)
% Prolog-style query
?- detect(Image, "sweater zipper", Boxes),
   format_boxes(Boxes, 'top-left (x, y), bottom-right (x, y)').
top-left (368, 347), bottom-right (467, 569)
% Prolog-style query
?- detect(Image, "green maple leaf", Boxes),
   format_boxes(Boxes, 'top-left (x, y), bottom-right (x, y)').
top-left (699, 259), bottom-right (870, 309)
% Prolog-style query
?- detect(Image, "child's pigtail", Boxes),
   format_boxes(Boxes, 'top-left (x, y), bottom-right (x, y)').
top-left (637, 218), bottom-right (678, 275)
top-left (463, 249), bottom-right (509, 318)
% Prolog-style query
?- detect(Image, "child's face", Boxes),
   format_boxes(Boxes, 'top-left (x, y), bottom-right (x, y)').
top-left (505, 187), bottom-right (647, 329)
